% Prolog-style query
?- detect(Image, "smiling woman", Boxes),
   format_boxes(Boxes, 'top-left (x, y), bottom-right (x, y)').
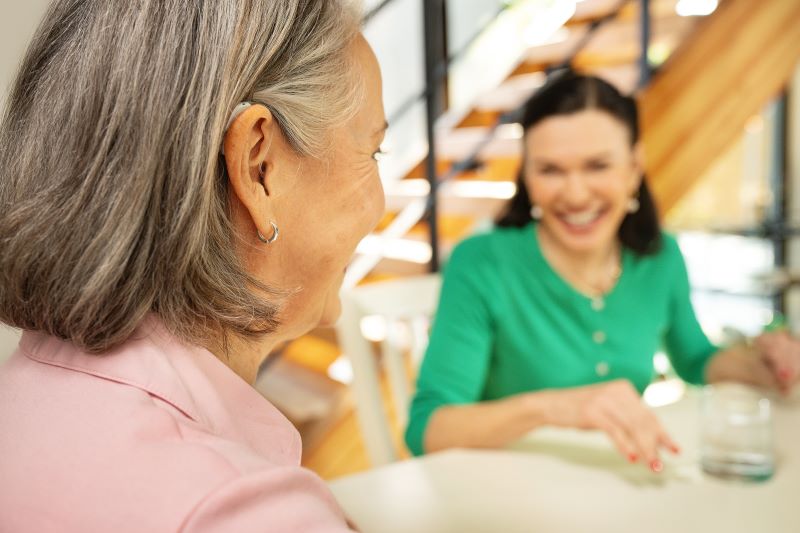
top-left (406, 71), bottom-right (800, 475)
top-left (499, 72), bottom-right (660, 256)
top-left (0, 1), bottom-right (385, 531)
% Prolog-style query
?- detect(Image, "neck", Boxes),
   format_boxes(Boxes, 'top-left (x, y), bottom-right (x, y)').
top-left (203, 333), bottom-right (277, 385)
top-left (537, 223), bottom-right (617, 271)
top-left (536, 223), bottom-right (620, 295)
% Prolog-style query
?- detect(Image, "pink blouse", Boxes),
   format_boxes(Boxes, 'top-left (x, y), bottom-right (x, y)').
top-left (0, 318), bottom-right (354, 532)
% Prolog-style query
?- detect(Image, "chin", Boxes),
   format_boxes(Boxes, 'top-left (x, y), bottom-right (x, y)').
top-left (561, 233), bottom-right (611, 253)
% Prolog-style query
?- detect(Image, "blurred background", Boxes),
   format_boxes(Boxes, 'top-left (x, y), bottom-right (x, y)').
top-left (1, 0), bottom-right (798, 480)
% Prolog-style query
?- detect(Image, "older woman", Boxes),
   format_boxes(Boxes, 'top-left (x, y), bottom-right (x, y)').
top-left (406, 72), bottom-right (800, 472)
top-left (0, 1), bottom-right (385, 531)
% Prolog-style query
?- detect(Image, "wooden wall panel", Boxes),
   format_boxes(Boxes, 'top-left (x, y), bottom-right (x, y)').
top-left (641, 0), bottom-right (800, 214)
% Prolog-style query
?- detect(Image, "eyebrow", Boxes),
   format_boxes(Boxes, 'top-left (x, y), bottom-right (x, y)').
top-left (530, 151), bottom-right (614, 164)
top-left (584, 151), bottom-right (614, 159)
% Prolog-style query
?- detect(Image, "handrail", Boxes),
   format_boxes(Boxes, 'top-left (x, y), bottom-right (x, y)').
top-left (555, 0), bottom-right (630, 72)
top-left (363, 0), bottom-right (398, 25)
top-left (388, 3), bottom-right (510, 126)
top-left (439, 0), bottom-right (631, 183)
top-left (389, 0), bottom-right (628, 126)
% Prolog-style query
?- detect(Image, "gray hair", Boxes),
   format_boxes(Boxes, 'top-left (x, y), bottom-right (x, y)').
top-left (0, 0), bottom-right (362, 353)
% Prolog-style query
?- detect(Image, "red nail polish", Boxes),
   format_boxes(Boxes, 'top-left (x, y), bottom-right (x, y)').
top-left (779, 369), bottom-right (791, 381)
top-left (628, 453), bottom-right (638, 463)
top-left (650, 460), bottom-right (663, 473)
top-left (671, 445), bottom-right (681, 454)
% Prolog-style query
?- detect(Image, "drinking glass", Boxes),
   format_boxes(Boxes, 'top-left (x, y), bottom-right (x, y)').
top-left (700, 384), bottom-right (774, 482)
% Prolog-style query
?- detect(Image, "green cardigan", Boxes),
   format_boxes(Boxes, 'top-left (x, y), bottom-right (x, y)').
top-left (405, 223), bottom-right (717, 456)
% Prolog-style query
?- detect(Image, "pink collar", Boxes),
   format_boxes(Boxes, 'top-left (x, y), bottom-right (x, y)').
top-left (18, 315), bottom-right (300, 461)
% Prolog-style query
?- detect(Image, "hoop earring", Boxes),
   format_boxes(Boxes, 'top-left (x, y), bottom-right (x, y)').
top-left (257, 221), bottom-right (279, 244)
top-left (530, 205), bottom-right (543, 220)
top-left (626, 197), bottom-right (640, 213)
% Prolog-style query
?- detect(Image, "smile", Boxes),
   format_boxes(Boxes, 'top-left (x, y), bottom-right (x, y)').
top-left (556, 208), bottom-right (608, 232)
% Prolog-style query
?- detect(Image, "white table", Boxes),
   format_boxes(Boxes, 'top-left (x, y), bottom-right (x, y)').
top-left (330, 386), bottom-right (800, 533)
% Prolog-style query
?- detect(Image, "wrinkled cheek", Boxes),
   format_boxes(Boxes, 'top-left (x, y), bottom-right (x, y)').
top-left (367, 178), bottom-right (386, 231)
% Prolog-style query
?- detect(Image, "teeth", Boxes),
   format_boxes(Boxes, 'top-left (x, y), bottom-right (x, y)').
top-left (562, 210), bottom-right (601, 226)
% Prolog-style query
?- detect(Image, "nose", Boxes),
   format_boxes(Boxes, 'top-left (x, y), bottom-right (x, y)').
top-left (561, 172), bottom-right (591, 207)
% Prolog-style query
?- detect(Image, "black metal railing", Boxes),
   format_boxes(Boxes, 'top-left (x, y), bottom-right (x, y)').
top-left (362, 0), bottom-right (397, 25)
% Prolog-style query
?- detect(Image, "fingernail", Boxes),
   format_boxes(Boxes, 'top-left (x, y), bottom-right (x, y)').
top-left (671, 445), bottom-right (681, 454)
top-left (628, 453), bottom-right (638, 463)
top-left (779, 368), bottom-right (791, 381)
top-left (650, 460), bottom-right (663, 473)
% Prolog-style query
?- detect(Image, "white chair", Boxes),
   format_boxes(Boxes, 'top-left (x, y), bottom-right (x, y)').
top-left (336, 274), bottom-right (441, 467)
top-left (0, 325), bottom-right (22, 364)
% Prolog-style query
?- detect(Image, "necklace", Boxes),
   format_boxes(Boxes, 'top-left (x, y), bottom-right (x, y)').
top-left (537, 227), bottom-right (623, 304)
top-left (566, 249), bottom-right (621, 313)
top-left (572, 251), bottom-right (622, 297)
top-left (579, 255), bottom-right (622, 311)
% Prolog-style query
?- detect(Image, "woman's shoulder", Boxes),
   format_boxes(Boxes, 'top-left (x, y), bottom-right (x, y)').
top-left (0, 333), bottom-right (334, 531)
top-left (632, 230), bottom-right (683, 263)
top-left (655, 231), bottom-right (686, 265)
top-left (626, 231), bottom-right (687, 284)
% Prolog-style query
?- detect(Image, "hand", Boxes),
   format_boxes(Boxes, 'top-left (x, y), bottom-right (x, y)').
top-left (544, 379), bottom-right (679, 472)
top-left (754, 331), bottom-right (800, 394)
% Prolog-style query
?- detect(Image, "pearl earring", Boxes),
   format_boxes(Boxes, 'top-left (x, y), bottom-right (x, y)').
top-left (626, 197), bottom-right (640, 213)
top-left (530, 206), bottom-right (543, 220)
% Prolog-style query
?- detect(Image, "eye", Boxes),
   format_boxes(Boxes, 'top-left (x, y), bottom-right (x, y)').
top-left (587, 161), bottom-right (610, 171)
top-left (372, 147), bottom-right (388, 162)
top-left (539, 165), bottom-right (560, 175)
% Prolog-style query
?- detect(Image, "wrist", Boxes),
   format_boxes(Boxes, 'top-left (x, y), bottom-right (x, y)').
top-left (706, 346), bottom-right (759, 384)
top-left (518, 389), bottom-right (558, 428)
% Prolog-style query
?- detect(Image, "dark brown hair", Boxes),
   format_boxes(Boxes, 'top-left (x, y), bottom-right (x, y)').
top-left (497, 71), bottom-right (661, 255)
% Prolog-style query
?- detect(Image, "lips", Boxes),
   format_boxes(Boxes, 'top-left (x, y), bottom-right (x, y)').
top-left (555, 207), bottom-right (608, 234)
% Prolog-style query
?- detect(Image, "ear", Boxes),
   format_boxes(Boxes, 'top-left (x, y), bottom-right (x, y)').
top-left (630, 142), bottom-right (645, 192)
top-left (223, 104), bottom-right (278, 241)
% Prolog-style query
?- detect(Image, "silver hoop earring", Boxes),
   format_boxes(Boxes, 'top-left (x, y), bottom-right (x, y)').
top-left (257, 221), bottom-right (279, 244)
top-left (626, 197), bottom-right (640, 213)
top-left (530, 205), bottom-right (543, 220)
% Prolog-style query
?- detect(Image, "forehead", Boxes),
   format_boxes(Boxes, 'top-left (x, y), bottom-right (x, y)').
top-left (526, 110), bottom-right (630, 159)
top-left (348, 36), bottom-right (384, 131)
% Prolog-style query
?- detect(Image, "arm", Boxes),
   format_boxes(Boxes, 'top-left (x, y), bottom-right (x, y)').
top-left (427, 381), bottom-right (679, 471)
top-left (424, 391), bottom-right (551, 452)
top-left (705, 333), bottom-right (800, 392)
top-left (661, 237), bottom-right (719, 385)
top-left (405, 239), bottom-right (497, 456)
top-left (705, 344), bottom-right (779, 388)
top-left (661, 237), bottom-right (792, 391)
top-left (753, 330), bottom-right (800, 393)
top-left (408, 238), bottom-right (677, 469)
